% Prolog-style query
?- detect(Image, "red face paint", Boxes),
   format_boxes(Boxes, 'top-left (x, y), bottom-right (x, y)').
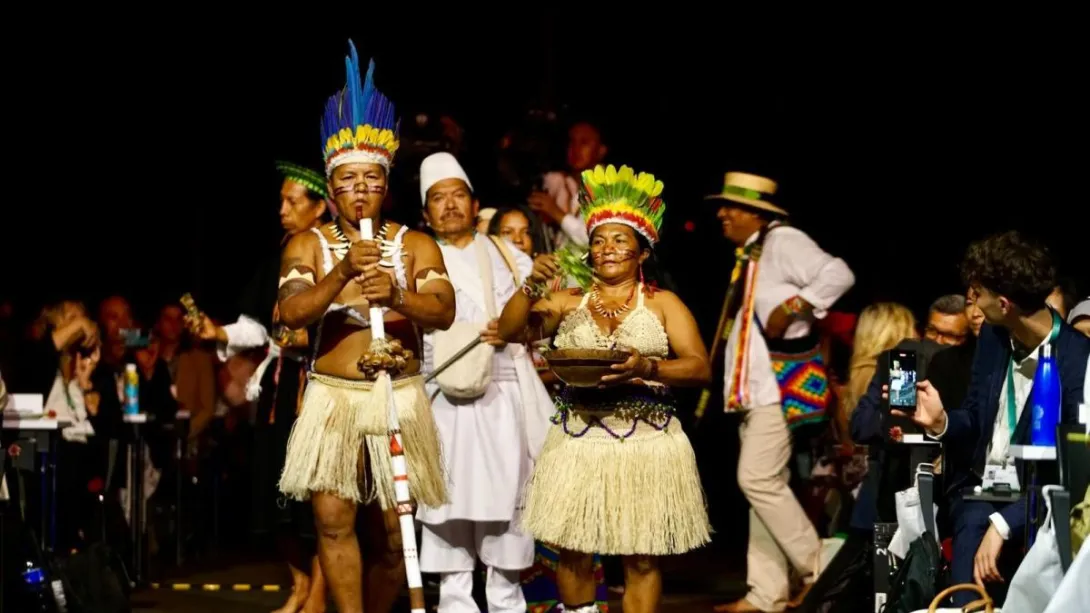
top-left (591, 248), bottom-right (637, 265)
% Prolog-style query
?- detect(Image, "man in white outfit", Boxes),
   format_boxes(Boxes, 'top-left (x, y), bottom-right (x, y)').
top-left (417, 152), bottom-right (555, 612)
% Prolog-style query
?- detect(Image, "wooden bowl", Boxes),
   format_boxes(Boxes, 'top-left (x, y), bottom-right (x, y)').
top-left (540, 348), bottom-right (631, 387)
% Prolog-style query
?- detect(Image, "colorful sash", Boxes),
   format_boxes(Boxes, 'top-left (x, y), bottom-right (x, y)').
top-left (720, 224), bottom-right (830, 428)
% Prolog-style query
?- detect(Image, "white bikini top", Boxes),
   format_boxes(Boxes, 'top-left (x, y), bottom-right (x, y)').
top-left (553, 284), bottom-right (670, 358)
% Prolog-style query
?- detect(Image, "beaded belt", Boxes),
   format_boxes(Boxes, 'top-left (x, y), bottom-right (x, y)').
top-left (552, 384), bottom-right (677, 441)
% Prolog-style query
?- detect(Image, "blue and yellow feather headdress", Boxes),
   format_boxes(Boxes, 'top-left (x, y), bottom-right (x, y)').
top-left (320, 40), bottom-right (399, 176)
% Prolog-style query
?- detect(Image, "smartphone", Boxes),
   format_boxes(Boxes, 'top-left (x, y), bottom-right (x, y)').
top-left (888, 349), bottom-right (918, 409)
top-left (180, 293), bottom-right (201, 321)
top-left (120, 328), bottom-right (151, 348)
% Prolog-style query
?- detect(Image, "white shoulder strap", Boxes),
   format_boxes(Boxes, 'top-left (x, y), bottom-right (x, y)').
top-left (578, 290), bottom-right (592, 309)
top-left (391, 226), bottom-right (410, 290)
top-left (636, 283), bottom-right (646, 308)
top-left (474, 235), bottom-right (498, 319)
top-left (487, 235), bottom-right (522, 285)
top-left (310, 228), bottom-right (333, 275)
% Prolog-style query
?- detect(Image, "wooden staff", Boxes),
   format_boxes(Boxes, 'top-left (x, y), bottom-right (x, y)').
top-left (360, 215), bottom-right (426, 612)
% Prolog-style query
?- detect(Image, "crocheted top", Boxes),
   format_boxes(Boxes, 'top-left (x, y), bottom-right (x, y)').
top-left (554, 284), bottom-right (669, 359)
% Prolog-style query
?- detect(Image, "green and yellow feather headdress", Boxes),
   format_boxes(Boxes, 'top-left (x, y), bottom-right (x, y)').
top-left (275, 161), bottom-right (328, 199)
top-left (579, 164), bottom-right (666, 245)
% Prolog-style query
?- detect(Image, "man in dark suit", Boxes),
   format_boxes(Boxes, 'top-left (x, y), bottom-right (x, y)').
top-left (895, 231), bottom-right (1090, 605)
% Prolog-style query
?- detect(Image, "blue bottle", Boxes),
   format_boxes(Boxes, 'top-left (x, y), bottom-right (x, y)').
top-left (1029, 344), bottom-right (1060, 447)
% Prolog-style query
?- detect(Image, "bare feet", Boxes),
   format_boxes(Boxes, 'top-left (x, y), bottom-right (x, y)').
top-left (270, 577), bottom-right (310, 613)
top-left (301, 585), bottom-right (327, 613)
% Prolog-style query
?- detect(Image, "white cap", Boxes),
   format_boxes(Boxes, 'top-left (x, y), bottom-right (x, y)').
top-left (1068, 298), bottom-right (1090, 324)
top-left (125, 363), bottom-right (137, 373)
top-left (419, 152), bottom-right (472, 206)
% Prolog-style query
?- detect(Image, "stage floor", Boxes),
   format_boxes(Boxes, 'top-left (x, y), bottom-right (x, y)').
top-left (133, 547), bottom-right (746, 612)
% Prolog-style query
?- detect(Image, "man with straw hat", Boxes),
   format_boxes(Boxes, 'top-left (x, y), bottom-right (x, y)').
top-left (708, 172), bottom-right (855, 612)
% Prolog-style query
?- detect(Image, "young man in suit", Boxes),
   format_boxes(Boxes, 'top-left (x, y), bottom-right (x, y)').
top-left (895, 231), bottom-right (1090, 605)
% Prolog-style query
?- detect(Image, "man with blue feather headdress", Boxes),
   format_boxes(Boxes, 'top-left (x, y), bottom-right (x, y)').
top-left (275, 40), bottom-right (456, 613)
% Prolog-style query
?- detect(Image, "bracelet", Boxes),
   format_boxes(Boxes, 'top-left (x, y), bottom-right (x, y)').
top-left (782, 295), bottom-right (807, 316)
top-left (521, 282), bottom-right (546, 299)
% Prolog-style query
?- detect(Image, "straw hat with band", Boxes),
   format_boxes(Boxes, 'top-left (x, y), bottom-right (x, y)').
top-left (704, 171), bottom-right (788, 217)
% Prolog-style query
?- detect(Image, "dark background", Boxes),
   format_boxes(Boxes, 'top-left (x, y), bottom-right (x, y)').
top-left (4, 14), bottom-right (1086, 332)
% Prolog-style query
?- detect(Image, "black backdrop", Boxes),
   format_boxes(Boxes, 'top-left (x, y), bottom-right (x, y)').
top-left (4, 14), bottom-right (1086, 332)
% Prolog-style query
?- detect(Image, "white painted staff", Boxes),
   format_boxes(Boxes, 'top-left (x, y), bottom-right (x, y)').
top-left (360, 216), bottom-right (426, 613)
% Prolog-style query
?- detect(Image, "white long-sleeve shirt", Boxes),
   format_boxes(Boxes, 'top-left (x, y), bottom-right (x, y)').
top-left (722, 224), bottom-right (855, 410)
top-left (541, 171), bottom-right (589, 249)
top-left (215, 314), bottom-right (269, 362)
top-left (44, 373), bottom-right (95, 443)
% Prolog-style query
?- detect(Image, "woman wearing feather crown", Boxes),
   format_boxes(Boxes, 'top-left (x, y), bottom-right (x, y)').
top-left (498, 164), bottom-right (712, 613)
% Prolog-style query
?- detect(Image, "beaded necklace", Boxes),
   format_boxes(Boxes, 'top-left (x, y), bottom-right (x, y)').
top-left (590, 282), bottom-right (637, 319)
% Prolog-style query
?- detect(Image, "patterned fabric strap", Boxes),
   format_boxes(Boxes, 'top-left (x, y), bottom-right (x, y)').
top-left (728, 252), bottom-right (760, 410)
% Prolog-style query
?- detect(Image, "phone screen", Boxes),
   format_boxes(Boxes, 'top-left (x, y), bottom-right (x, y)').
top-left (888, 350), bottom-right (918, 408)
top-left (120, 328), bottom-right (150, 348)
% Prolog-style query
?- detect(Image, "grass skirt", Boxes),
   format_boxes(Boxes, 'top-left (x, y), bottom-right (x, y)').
top-left (521, 387), bottom-right (711, 556)
top-left (278, 372), bottom-right (447, 510)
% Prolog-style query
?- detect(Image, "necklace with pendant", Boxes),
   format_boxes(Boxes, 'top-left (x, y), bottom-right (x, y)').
top-left (590, 283), bottom-right (637, 319)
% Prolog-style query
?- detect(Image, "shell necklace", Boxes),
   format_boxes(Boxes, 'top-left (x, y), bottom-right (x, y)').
top-left (590, 282), bottom-right (637, 319)
top-left (328, 221), bottom-right (393, 264)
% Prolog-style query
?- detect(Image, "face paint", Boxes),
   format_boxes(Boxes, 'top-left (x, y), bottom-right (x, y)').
top-left (591, 248), bottom-right (637, 266)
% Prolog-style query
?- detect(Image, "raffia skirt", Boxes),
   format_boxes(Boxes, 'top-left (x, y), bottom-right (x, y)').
top-left (521, 385), bottom-right (711, 556)
top-left (278, 372), bottom-right (448, 511)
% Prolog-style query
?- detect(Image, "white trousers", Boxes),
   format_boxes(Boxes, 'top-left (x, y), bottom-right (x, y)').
top-left (438, 569), bottom-right (525, 613)
top-left (422, 519), bottom-right (533, 613)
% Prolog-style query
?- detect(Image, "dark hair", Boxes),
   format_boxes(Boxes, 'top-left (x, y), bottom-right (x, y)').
top-left (929, 294), bottom-right (967, 316)
top-left (566, 114), bottom-right (608, 145)
top-left (487, 204), bottom-right (549, 256)
top-left (961, 231), bottom-right (1057, 312)
top-left (1055, 276), bottom-right (1079, 317)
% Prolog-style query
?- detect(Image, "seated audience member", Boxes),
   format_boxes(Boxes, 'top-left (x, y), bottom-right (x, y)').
top-left (1069, 297), bottom-right (1090, 337)
top-left (927, 290), bottom-right (986, 419)
top-left (845, 303), bottom-right (919, 530)
top-left (152, 303), bottom-right (216, 439)
top-left (93, 296), bottom-right (178, 499)
top-left (8, 300), bottom-right (98, 399)
top-left (16, 301), bottom-right (103, 548)
top-left (849, 304), bottom-right (950, 525)
top-left (1045, 279), bottom-right (1078, 321)
top-left (923, 294), bottom-right (970, 347)
top-left (898, 231), bottom-right (1090, 606)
